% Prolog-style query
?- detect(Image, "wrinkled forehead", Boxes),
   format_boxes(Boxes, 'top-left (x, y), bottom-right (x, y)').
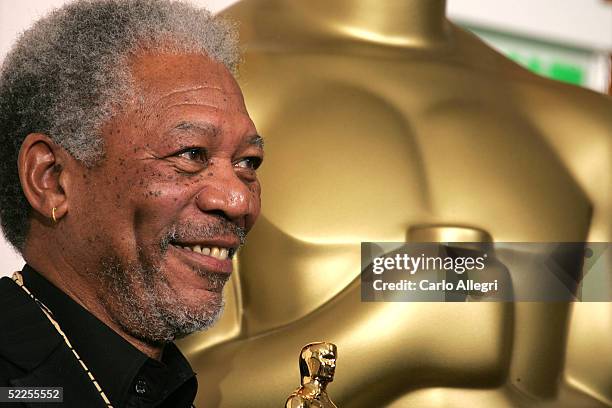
top-left (128, 51), bottom-right (246, 112)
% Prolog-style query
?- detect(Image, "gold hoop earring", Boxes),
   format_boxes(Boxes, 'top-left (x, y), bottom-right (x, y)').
top-left (52, 207), bottom-right (58, 223)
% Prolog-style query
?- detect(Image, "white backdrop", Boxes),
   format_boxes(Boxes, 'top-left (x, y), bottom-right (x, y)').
top-left (0, 0), bottom-right (611, 275)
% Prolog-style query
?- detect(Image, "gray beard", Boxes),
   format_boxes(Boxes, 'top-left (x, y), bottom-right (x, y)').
top-left (93, 219), bottom-right (241, 344)
top-left (96, 252), bottom-right (228, 345)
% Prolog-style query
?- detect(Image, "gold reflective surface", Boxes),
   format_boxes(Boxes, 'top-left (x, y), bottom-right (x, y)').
top-left (180, 1), bottom-right (612, 406)
top-left (286, 342), bottom-right (338, 408)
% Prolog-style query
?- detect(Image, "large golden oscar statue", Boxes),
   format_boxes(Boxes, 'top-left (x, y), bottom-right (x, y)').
top-left (180, 1), bottom-right (612, 406)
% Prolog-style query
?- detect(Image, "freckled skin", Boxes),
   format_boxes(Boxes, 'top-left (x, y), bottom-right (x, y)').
top-left (24, 53), bottom-right (263, 358)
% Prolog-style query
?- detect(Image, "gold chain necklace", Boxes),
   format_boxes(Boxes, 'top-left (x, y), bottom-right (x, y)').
top-left (11, 271), bottom-right (114, 408)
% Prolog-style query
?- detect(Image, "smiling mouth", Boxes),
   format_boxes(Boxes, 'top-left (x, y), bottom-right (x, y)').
top-left (170, 243), bottom-right (237, 261)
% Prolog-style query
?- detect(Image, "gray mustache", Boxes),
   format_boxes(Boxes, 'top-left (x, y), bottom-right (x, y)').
top-left (160, 219), bottom-right (246, 252)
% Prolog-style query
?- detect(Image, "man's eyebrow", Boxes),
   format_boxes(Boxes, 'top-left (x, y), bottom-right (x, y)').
top-left (248, 135), bottom-right (265, 149)
top-left (172, 122), bottom-right (264, 148)
top-left (173, 121), bottom-right (220, 136)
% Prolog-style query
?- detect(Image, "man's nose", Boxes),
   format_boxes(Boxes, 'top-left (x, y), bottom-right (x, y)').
top-left (195, 165), bottom-right (252, 223)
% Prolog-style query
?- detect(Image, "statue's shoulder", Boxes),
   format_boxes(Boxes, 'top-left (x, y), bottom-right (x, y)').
top-left (452, 24), bottom-right (612, 133)
top-left (286, 393), bottom-right (324, 408)
top-left (286, 394), bottom-right (308, 408)
top-left (514, 72), bottom-right (612, 134)
top-left (286, 384), bottom-right (325, 408)
top-left (516, 76), bottom-right (611, 187)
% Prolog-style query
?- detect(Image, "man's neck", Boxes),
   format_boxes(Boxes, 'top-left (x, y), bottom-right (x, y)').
top-left (288, 0), bottom-right (449, 46)
top-left (23, 243), bottom-right (164, 361)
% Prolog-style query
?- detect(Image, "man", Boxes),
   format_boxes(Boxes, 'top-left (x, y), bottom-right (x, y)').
top-left (0, 0), bottom-right (263, 406)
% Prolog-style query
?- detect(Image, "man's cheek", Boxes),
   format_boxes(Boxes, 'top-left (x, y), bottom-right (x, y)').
top-left (247, 191), bottom-right (262, 229)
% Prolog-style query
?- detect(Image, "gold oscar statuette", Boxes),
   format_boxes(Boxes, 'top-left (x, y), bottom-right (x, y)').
top-left (286, 342), bottom-right (338, 408)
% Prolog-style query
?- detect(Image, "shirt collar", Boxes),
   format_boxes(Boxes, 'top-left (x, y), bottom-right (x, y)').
top-left (20, 264), bottom-right (196, 407)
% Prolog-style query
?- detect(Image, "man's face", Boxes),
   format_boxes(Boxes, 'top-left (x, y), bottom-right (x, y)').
top-left (67, 52), bottom-right (262, 343)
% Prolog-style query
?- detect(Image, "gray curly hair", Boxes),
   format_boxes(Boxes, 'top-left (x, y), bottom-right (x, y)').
top-left (0, 0), bottom-right (240, 251)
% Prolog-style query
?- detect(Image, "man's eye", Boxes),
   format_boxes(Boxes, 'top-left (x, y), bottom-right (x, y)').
top-left (235, 157), bottom-right (262, 170)
top-left (177, 148), bottom-right (207, 163)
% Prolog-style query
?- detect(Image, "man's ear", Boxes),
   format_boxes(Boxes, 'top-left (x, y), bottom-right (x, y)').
top-left (18, 133), bottom-right (70, 223)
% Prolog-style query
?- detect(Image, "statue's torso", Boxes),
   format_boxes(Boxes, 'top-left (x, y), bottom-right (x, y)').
top-left (185, 3), bottom-right (612, 407)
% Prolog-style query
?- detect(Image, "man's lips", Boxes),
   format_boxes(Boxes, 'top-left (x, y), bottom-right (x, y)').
top-left (169, 243), bottom-right (234, 275)
top-left (172, 238), bottom-right (239, 259)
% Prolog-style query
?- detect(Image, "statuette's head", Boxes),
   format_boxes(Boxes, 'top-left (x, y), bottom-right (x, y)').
top-left (299, 342), bottom-right (337, 383)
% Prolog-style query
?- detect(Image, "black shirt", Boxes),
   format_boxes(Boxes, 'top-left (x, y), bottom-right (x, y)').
top-left (19, 265), bottom-right (197, 408)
